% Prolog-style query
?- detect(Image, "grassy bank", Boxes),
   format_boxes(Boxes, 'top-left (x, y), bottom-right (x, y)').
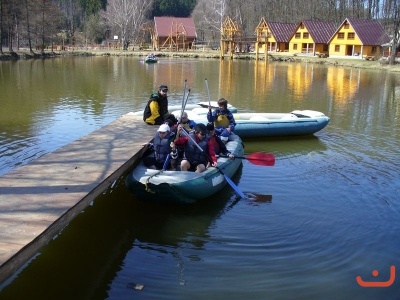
top-left (1, 48), bottom-right (399, 73)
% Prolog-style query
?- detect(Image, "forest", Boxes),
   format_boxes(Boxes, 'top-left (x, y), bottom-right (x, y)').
top-left (0, 0), bottom-right (399, 63)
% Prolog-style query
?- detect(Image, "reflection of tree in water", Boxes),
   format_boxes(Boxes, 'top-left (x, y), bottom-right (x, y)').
top-left (243, 134), bottom-right (328, 159)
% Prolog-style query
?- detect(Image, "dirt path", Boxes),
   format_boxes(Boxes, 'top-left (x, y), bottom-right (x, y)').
top-left (1, 49), bottom-right (400, 73)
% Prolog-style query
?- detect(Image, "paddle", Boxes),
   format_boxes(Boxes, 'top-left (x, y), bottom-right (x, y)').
top-left (220, 152), bottom-right (275, 166)
top-left (183, 89), bottom-right (191, 114)
top-left (180, 79), bottom-right (187, 119)
top-left (179, 129), bottom-right (245, 198)
top-left (205, 78), bottom-right (211, 108)
top-left (162, 154), bottom-right (171, 170)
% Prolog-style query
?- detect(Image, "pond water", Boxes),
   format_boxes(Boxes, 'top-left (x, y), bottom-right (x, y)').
top-left (0, 57), bottom-right (399, 299)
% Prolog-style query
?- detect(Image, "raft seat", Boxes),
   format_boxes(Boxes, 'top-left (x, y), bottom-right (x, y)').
top-left (249, 116), bottom-right (269, 121)
top-left (280, 114), bottom-right (298, 120)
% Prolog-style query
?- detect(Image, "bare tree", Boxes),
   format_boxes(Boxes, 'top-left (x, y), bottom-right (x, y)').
top-left (102, 0), bottom-right (153, 50)
top-left (192, 0), bottom-right (228, 47)
top-left (0, 0), bottom-right (3, 54)
top-left (23, 0), bottom-right (34, 53)
top-left (381, 0), bottom-right (400, 65)
top-left (193, 0), bottom-right (227, 32)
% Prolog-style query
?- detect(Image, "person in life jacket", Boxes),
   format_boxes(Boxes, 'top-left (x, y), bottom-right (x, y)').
top-left (207, 98), bottom-right (236, 143)
top-left (172, 123), bottom-right (217, 173)
top-left (206, 122), bottom-right (234, 159)
top-left (143, 85), bottom-right (169, 125)
top-left (180, 111), bottom-right (197, 132)
top-left (142, 124), bottom-right (177, 170)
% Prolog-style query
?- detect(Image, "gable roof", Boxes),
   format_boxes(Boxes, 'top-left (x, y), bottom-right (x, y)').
top-left (301, 20), bottom-right (337, 44)
top-left (268, 22), bottom-right (297, 42)
top-left (343, 18), bottom-right (390, 45)
top-left (154, 17), bottom-right (197, 38)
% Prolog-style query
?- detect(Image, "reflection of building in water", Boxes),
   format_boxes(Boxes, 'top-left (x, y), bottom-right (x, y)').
top-left (286, 64), bottom-right (313, 99)
top-left (218, 59), bottom-right (234, 97)
top-left (151, 61), bottom-right (196, 94)
top-left (253, 60), bottom-right (276, 99)
top-left (326, 67), bottom-right (360, 105)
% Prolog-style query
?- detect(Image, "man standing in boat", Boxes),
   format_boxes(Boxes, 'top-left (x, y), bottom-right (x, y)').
top-left (207, 98), bottom-right (236, 143)
top-left (143, 85), bottom-right (169, 125)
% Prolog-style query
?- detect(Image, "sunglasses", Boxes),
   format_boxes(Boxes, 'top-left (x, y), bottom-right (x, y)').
top-left (162, 89), bottom-right (168, 92)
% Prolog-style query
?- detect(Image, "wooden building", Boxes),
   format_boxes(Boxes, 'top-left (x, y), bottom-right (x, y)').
top-left (152, 17), bottom-right (197, 51)
top-left (220, 17), bottom-right (241, 60)
top-left (255, 18), bottom-right (297, 53)
top-left (288, 20), bottom-right (337, 56)
top-left (328, 18), bottom-right (390, 59)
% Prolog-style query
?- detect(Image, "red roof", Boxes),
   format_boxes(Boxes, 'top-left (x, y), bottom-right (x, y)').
top-left (302, 20), bottom-right (338, 44)
top-left (154, 17), bottom-right (197, 38)
top-left (268, 22), bottom-right (297, 42)
top-left (343, 18), bottom-right (390, 45)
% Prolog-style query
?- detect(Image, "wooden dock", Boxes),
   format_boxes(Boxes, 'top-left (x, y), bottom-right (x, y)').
top-left (0, 114), bottom-right (155, 285)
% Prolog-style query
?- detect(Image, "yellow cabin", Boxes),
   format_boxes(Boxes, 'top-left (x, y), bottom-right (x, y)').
top-left (288, 20), bottom-right (337, 56)
top-left (255, 18), bottom-right (297, 53)
top-left (328, 18), bottom-right (390, 59)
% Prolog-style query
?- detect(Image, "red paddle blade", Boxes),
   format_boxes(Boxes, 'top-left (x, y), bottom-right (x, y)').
top-left (246, 152), bottom-right (275, 166)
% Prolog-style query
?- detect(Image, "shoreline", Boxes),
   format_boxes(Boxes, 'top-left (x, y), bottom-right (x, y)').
top-left (1, 49), bottom-right (399, 73)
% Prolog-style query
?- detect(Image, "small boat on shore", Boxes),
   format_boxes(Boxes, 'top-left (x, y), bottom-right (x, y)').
top-left (125, 133), bottom-right (244, 204)
top-left (181, 109), bottom-right (330, 138)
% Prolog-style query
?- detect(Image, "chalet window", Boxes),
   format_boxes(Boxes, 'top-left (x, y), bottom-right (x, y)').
top-left (294, 44), bottom-right (298, 50)
top-left (303, 33), bottom-right (309, 39)
top-left (338, 33), bottom-right (345, 39)
top-left (295, 33), bottom-right (301, 39)
top-left (348, 33), bottom-right (355, 39)
top-left (300, 24), bottom-right (304, 29)
top-left (344, 23), bottom-right (349, 29)
top-left (335, 45), bottom-right (340, 52)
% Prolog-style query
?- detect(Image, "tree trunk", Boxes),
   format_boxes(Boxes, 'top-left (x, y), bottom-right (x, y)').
top-left (0, 0), bottom-right (3, 54)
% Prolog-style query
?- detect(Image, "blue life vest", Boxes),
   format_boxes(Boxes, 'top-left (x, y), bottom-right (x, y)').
top-left (183, 133), bottom-right (208, 165)
top-left (153, 132), bottom-right (172, 162)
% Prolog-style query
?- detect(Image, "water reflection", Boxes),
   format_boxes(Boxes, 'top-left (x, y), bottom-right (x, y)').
top-left (219, 60), bottom-right (234, 97)
top-left (242, 135), bottom-right (328, 158)
top-left (326, 67), bottom-right (361, 104)
top-left (286, 64), bottom-right (313, 99)
top-left (253, 60), bottom-right (275, 99)
top-left (0, 173), bottom-right (242, 299)
top-left (1, 58), bottom-right (400, 299)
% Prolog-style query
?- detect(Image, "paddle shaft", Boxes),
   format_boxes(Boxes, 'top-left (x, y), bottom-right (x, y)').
top-left (179, 129), bottom-right (245, 198)
top-left (205, 78), bottom-right (211, 107)
top-left (220, 154), bottom-right (273, 161)
top-left (180, 79), bottom-right (187, 119)
top-left (162, 154), bottom-right (171, 170)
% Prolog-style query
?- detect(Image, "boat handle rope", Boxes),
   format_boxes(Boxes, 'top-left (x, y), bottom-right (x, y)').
top-left (145, 154), bottom-right (171, 193)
